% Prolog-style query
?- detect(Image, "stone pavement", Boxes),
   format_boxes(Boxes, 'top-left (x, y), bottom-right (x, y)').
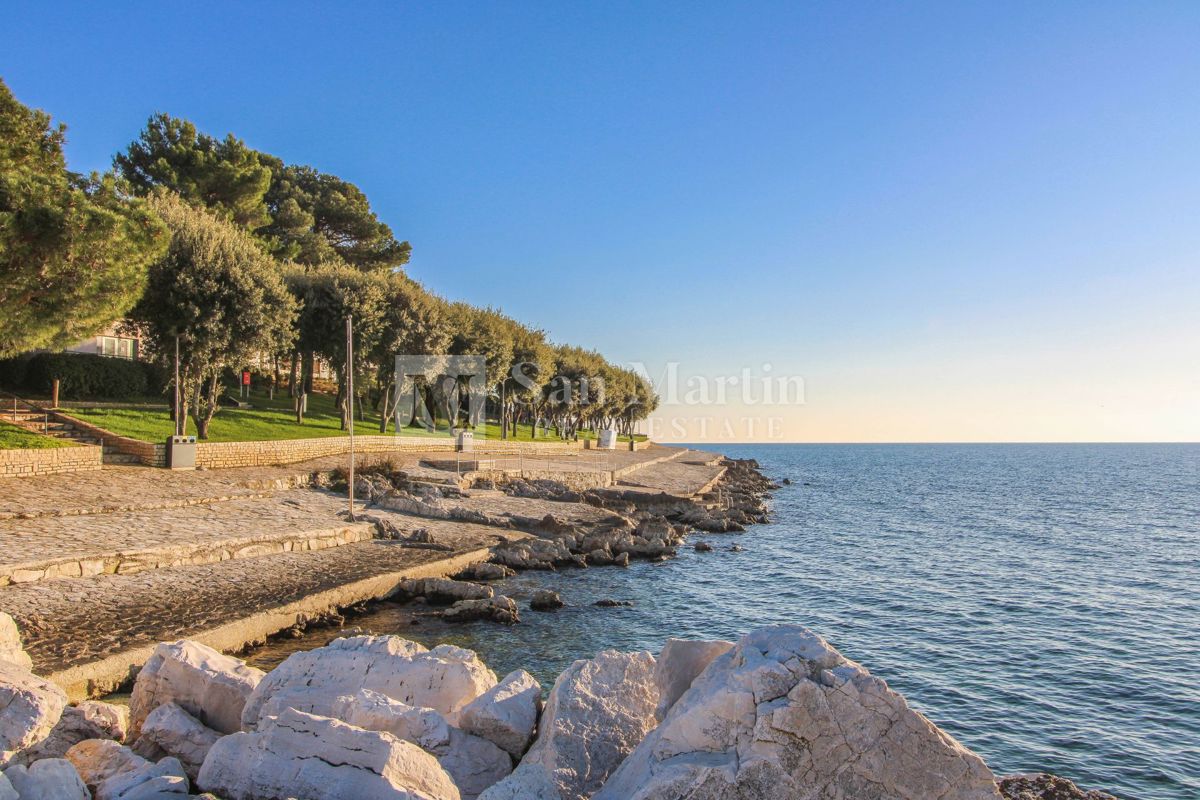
top-left (0, 520), bottom-right (504, 679)
top-left (0, 489), bottom-right (376, 586)
top-left (0, 445), bottom-right (681, 518)
top-left (614, 449), bottom-right (727, 496)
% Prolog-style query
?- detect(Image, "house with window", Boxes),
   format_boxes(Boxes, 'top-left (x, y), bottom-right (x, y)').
top-left (64, 323), bottom-right (141, 360)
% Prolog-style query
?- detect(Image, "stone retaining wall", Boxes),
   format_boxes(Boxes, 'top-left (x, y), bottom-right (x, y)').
top-left (0, 445), bottom-right (103, 478)
top-left (193, 435), bottom-right (586, 469)
top-left (53, 412), bottom-right (166, 466)
top-left (46, 412), bottom-right (631, 470)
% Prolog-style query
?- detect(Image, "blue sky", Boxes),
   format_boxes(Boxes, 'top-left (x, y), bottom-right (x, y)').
top-left (5, 1), bottom-right (1199, 441)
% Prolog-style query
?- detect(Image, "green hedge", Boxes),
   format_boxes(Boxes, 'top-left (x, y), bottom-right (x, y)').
top-left (0, 353), bottom-right (165, 400)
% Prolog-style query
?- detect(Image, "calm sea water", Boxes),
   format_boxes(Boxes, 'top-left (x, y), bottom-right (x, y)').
top-left (252, 444), bottom-right (1200, 800)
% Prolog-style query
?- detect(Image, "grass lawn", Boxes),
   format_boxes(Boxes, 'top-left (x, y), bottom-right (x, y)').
top-left (0, 420), bottom-right (71, 449)
top-left (67, 390), bottom-right (648, 444)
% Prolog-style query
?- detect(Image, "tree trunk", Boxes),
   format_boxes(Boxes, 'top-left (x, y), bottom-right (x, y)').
top-left (288, 352), bottom-right (298, 397)
top-left (302, 351), bottom-right (315, 394)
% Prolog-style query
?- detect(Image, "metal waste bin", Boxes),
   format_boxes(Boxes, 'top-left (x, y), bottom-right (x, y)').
top-left (167, 435), bottom-right (197, 470)
top-left (598, 429), bottom-right (618, 450)
top-left (455, 429), bottom-right (475, 452)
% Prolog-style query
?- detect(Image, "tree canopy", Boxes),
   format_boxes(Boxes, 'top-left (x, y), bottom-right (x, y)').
top-left (260, 158), bottom-right (410, 272)
top-left (0, 79), bottom-right (168, 357)
top-left (116, 115), bottom-right (409, 273)
top-left (115, 113), bottom-right (272, 230)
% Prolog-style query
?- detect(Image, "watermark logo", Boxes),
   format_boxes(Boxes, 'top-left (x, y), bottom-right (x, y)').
top-left (394, 355), bottom-right (486, 433)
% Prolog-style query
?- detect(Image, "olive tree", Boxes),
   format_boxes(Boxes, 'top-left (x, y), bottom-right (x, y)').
top-left (129, 192), bottom-right (295, 438)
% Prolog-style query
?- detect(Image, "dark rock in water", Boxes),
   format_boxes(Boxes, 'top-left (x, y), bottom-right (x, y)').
top-left (441, 595), bottom-right (520, 625)
top-left (999, 774), bottom-right (1118, 800)
top-left (454, 561), bottom-right (517, 581)
top-left (529, 589), bottom-right (565, 611)
top-left (729, 543), bottom-right (744, 552)
top-left (594, 599), bottom-right (633, 607)
top-left (781, 477), bottom-right (792, 485)
top-left (693, 541), bottom-right (714, 552)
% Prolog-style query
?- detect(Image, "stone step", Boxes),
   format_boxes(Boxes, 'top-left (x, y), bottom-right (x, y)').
top-left (0, 490), bottom-right (380, 587)
top-left (102, 453), bottom-right (142, 465)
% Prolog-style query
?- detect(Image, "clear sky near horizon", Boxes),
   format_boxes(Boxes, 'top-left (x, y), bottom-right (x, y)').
top-left (4, 2), bottom-right (1199, 442)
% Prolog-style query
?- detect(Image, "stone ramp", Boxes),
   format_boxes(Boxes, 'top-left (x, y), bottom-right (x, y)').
top-left (0, 489), bottom-right (376, 586)
top-left (615, 449), bottom-right (727, 497)
top-left (0, 519), bottom-right (508, 700)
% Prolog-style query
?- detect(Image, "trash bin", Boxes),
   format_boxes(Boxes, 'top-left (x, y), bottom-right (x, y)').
top-left (167, 435), bottom-right (197, 470)
top-left (455, 429), bottom-right (474, 452)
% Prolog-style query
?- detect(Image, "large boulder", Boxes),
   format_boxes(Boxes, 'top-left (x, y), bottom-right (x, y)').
top-left (479, 650), bottom-right (658, 800)
top-left (334, 690), bottom-right (511, 799)
top-left (198, 707), bottom-right (461, 800)
top-left (400, 578), bottom-right (494, 603)
top-left (96, 756), bottom-right (189, 799)
top-left (0, 772), bottom-right (14, 800)
top-left (457, 669), bottom-right (542, 758)
top-left (242, 636), bottom-right (496, 729)
top-left (2, 758), bottom-right (89, 800)
top-left (65, 739), bottom-right (147, 794)
top-left (596, 625), bottom-right (1002, 800)
top-left (12, 700), bottom-right (129, 763)
top-left (652, 638), bottom-right (734, 721)
top-left (130, 640), bottom-right (264, 737)
top-left (0, 659), bottom-right (67, 765)
top-left (0, 614), bottom-right (32, 672)
top-left (134, 701), bottom-right (222, 781)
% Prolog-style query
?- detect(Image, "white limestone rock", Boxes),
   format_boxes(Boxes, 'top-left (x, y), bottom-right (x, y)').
top-left (242, 635), bottom-right (496, 729)
top-left (0, 771), bottom-right (15, 800)
top-left (457, 669), bottom-right (542, 758)
top-left (652, 638), bottom-right (734, 721)
top-left (596, 625), bottom-right (1002, 800)
top-left (479, 650), bottom-right (658, 800)
top-left (130, 640), bottom-right (265, 737)
top-left (134, 701), bottom-right (221, 781)
top-left (96, 756), bottom-right (189, 799)
top-left (65, 738), bottom-right (148, 794)
top-left (13, 699), bottom-right (130, 763)
top-left (0, 658), bottom-right (67, 766)
top-left (2, 758), bottom-right (89, 800)
top-left (197, 707), bottom-right (461, 800)
top-left (334, 690), bottom-right (511, 799)
top-left (0, 614), bottom-right (32, 672)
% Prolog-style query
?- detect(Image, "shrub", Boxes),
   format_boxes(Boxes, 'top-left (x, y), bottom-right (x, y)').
top-left (0, 356), bottom-right (30, 392)
top-left (20, 353), bottom-right (153, 399)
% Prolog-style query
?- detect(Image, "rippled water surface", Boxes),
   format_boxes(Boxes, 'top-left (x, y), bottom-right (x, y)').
top-left (252, 444), bottom-right (1200, 800)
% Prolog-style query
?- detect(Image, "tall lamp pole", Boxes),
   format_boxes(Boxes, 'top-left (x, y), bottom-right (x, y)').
top-left (174, 335), bottom-right (182, 437)
top-left (346, 315), bottom-right (355, 521)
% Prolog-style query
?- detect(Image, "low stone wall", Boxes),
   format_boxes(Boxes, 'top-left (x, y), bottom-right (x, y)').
top-left (194, 434), bottom-right (586, 469)
top-left (0, 445), bottom-right (102, 478)
top-left (52, 411), bottom-right (166, 466)
top-left (43, 413), bottom-right (627, 470)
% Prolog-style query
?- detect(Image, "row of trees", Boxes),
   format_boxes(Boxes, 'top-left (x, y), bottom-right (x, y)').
top-left (0, 78), bottom-right (658, 439)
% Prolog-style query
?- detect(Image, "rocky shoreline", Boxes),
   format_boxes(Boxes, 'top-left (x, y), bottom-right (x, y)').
top-left (0, 455), bottom-right (1121, 799)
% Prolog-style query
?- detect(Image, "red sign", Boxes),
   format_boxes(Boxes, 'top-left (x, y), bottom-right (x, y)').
top-left (242, 371), bottom-right (251, 386)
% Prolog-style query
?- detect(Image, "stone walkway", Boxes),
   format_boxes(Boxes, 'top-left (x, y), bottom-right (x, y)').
top-left (615, 450), bottom-right (727, 496)
top-left (0, 489), bottom-right (376, 586)
top-left (0, 526), bottom-right (502, 695)
top-left (0, 445), bottom-right (679, 518)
